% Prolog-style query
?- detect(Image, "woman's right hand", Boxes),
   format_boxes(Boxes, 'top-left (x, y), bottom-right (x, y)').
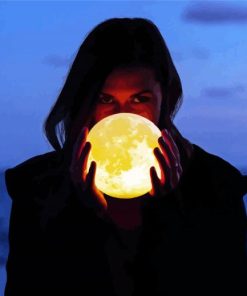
top-left (69, 127), bottom-right (108, 218)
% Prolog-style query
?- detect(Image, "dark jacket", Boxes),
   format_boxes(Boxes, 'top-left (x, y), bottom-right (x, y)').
top-left (4, 144), bottom-right (247, 296)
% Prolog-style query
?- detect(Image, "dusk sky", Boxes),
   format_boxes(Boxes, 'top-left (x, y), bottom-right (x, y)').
top-left (1, 0), bottom-right (247, 171)
top-left (1, 1), bottom-right (247, 293)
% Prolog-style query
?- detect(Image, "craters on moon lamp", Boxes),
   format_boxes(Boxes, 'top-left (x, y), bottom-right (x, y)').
top-left (86, 113), bottom-right (162, 199)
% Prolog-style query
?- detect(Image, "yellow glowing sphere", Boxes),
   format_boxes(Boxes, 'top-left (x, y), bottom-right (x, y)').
top-left (86, 113), bottom-right (162, 199)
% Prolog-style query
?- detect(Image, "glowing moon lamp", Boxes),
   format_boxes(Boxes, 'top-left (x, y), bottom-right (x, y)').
top-left (86, 113), bottom-right (162, 199)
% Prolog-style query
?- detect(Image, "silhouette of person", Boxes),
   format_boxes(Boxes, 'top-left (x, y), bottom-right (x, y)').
top-left (4, 18), bottom-right (247, 296)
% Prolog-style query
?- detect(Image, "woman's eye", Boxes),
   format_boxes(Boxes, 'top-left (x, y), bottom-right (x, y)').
top-left (99, 97), bottom-right (114, 104)
top-left (132, 96), bottom-right (150, 103)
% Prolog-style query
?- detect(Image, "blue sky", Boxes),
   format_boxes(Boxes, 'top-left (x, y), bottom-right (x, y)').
top-left (0, 0), bottom-right (247, 171)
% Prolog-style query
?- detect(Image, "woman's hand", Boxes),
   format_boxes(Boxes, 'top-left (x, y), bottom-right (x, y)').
top-left (69, 126), bottom-right (108, 218)
top-left (149, 128), bottom-right (183, 198)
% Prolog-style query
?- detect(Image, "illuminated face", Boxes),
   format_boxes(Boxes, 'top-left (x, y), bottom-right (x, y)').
top-left (92, 66), bottom-right (163, 125)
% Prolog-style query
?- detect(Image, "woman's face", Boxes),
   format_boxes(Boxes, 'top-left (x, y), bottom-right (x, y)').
top-left (91, 66), bottom-right (163, 125)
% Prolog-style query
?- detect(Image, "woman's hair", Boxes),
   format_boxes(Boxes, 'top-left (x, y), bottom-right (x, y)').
top-left (43, 17), bottom-right (183, 154)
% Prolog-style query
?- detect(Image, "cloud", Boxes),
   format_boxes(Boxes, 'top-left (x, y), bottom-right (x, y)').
top-left (201, 85), bottom-right (245, 99)
top-left (182, 2), bottom-right (247, 24)
top-left (171, 46), bottom-right (210, 62)
top-left (171, 47), bottom-right (210, 63)
top-left (42, 54), bottom-right (72, 68)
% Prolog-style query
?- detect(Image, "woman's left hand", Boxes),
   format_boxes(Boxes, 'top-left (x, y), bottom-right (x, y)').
top-left (149, 128), bottom-right (183, 198)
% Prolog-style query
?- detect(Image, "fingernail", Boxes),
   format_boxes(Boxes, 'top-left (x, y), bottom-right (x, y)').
top-left (158, 137), bottom-right (165, 145)
top-left (154, 147), bottom-right (159, 154)
top-left (85, 141), bottom-right (91, 148)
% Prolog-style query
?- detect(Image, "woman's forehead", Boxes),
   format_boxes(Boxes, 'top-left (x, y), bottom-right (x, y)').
top-left (101, 66), bottom-right (159, 92)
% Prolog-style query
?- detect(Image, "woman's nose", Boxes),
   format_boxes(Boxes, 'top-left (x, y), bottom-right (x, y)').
top-left (115, 103), bottom-right (133, 113)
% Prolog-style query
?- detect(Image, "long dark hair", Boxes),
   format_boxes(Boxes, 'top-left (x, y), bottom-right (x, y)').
top-left (43, 17), bottom-right (183, 155)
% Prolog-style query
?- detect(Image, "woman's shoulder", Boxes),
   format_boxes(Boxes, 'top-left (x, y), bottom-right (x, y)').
top-left (4, 150), bottom-right (63, 202)
top-left (190, 144), bottom-right (246, 196)
top-left (192, 143), bottom-right (241, 175)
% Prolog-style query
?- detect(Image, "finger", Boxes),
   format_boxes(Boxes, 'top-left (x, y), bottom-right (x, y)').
top-left (153, 147), bottom-right (171, 188)
top-left (156, 138), bottom-right (171, 168)
top-left (76, 127), bottom-right (89, 159)
top-left (169, 124), bottom-right (194, 160)
top-left (161, 129), bottom-right (174, 153)
top-left (171, 168), bottom-right (181, 189)
top-left (177, 163), bottom-right (183, 177)
top-left (167, 123), bottom-right (183, 147)
top-left (85, 161), bottom-right (108, 211)
top-left (163, 128), bottom-right (184, 176)
top-left (150, 166), bottom-right (162, 197)
top-left (85, 160), bottom-right (96, 189)
top-left (162, 129), bottom-right (181, 163)
top-left (158, 137), bottom-right (182, 172)
top-left (78, 141), bottom-right (92, 182)
top-left (82, 160), bottom-right (97, 208)
top-left (158, 136), bottom-right (177, 169)
top-left (161, 129), bottom-right (180, 161)
top-left (71, 141), bottom-right (91, 183)
top-left (165, 129), bottom-right (184, 186)
top-left (171, 161), bottom-right (183, 189)
top-left (158, 136), bottom-right (181, 184)
top-left (71, 127), bottom-right (88, 167)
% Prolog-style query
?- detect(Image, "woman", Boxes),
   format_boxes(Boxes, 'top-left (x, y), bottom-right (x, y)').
top-left (4, 18), bottom-right (247, 296)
